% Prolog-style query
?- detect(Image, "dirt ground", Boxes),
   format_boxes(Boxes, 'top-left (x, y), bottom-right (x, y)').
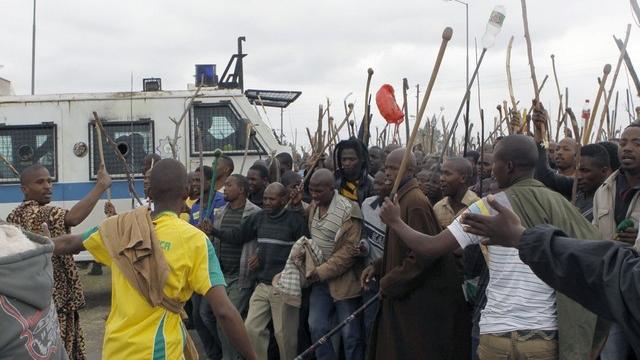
top-left (78, 265), bottom-right (205, 359)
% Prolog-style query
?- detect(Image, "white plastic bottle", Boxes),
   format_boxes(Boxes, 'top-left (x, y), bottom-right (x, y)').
top-left (481, 5), bottom-right (506, 49)
top-left (581, 99), bottom-right (591, 131)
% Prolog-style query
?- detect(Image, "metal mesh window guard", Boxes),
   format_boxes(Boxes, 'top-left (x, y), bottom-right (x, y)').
top-left (0, 124), bottom-right (57, 183)
top-left (89, 120), bottom-right (155, 180)
top-left (190, 104), bottom-right (260, 155)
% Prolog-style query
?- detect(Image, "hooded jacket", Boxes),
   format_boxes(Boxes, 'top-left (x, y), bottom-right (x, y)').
top-left (0, 226), bottom-right (67, 360)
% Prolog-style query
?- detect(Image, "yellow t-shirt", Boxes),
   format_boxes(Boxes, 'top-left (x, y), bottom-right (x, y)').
top-left (82, 211), bottom-right (226, 360)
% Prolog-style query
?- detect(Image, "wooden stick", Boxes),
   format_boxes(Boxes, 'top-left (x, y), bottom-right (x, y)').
top-left (196, 125), bottom-right (205, 225)
top-left (440, 47), bottom-right (487, 162)
top-left (302, 104), bottom-right (354, 183)
top-left (316, 104), bottom-right (324, 154)
top-left (567, 108), bottom-right (581, 145)
top-left (598, 25), bottom-right (632, 141)
top-left (506, 36), bottom-right (518, 116)
top-left (94, 114), bottom-right (143, 206)
top-left (615, 36), bottom-right (640, 97)
top-left (612, 90), bottom-right (620, 138)
top-left (168, 81), bottom-right (204, 159)
top-left (391, 27), bottom-right (453, 196)
top-left (239, 123), bottom-right (255, 174)
top-left (521, 0), bottom-right (540, 103)
top-left (585, 64), bottom-right (612, 145)
top-left (0, 153), bottom-right (19, 177)
top-left (402, 78), bottom-right (410, 143)
top-left (551, 55), bottom-right (564, 142)
top-left (305, 128), bottom-right (314, 150)
top-left (92, 112), bottom-right (111, 201)
top-left (362, 68), bottom-right (374, 145)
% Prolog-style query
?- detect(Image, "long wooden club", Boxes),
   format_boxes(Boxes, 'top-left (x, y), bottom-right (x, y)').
top-left (93, 112), bottom-right (111, 201)
top-left (585, 64), bottom-right (612, 145)
top-left (391, 27), bottom-right (453, 197)
top-left (362, 68), bottom-right (374, 145)
top-left (597, 25), bottom-right (632, 141)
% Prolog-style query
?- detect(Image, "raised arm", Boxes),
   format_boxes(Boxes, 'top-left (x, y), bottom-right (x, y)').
top-left (65, 164), bottom-right (112, 226)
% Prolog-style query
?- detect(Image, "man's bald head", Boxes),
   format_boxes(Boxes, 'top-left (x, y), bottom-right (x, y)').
top-left (444, 157), bottom-right (473, 181)
top-left (494, 135), bottom-right (538, 171)
top-left (264, 182), bottom-right (288, 198)
top-left (309, 168), bottom-right (336, 207)
top-left (149, 159), bottom-right (188, 203)
top-left (492, 135), bottom-right (538, 188)
top-left (387, 148), bottom-right (417, 172)
top-left (309, 168), bottom-right (334, 188)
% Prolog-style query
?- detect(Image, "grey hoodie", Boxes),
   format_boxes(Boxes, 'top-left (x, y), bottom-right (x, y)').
top-left (0, 228), bottom-right (67, 360)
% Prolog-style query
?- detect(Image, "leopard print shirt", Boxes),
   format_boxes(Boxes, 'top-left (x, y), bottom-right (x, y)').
top-left (7, 200), bottom-right (86, 313)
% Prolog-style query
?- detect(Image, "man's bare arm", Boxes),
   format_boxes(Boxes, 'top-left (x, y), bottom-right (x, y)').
top-left (65, 164), bottom-right (112, 227)
top-left (52, 233), bottom-right (85, 255)
top-left (380, 196), bottom-right (460, 257)
top-left (204, 286), bottom-right (257, 360)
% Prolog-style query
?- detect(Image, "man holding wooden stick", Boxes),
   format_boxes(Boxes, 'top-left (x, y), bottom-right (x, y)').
top-left (362, 148), bottom-right (469, 360)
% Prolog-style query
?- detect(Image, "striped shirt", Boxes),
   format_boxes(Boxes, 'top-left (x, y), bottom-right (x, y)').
top-left (311, 191), bottom-right (352, 260)
top-left (218, 205), bottom-right (245, 275)
top-left (447, 192), bottom-right (558, 334)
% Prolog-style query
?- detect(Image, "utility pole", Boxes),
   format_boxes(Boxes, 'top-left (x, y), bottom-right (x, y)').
top-left (416, 84), bottom-right (420, 120)
top-left (280, 108), bottom-right (284, 142)
top-left (31, 0), bottom-right (37, 95)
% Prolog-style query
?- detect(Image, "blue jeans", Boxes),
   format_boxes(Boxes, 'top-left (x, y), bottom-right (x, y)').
top-left (308, 282), bottom-right (364, 360)
top-left (361, 279), bottom-right (379, 344)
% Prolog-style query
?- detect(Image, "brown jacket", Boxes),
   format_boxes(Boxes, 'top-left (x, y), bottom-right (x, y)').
top-left (308, 198), bottom-right (364, 301)
top-left (369, 179), bottom-right (469, 360)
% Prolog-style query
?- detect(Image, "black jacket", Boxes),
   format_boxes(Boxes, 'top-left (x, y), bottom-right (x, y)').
top-left (518, 225), bottom-right (640, 356)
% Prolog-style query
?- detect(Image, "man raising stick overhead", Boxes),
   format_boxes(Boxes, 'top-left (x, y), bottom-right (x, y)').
top-left (51, 159), bottom-right (256, 360)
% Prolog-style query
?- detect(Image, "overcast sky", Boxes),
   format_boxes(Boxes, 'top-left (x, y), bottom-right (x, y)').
top-left (1, 0), bottom-right (639, 149)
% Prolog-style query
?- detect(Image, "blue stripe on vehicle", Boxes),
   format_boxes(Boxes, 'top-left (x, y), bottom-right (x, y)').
top-left (0, 180), bottom-right (144, 203)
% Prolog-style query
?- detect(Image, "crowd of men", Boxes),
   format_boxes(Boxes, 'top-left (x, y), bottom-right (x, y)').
top-left (2, 101), bottom-right (640, 359)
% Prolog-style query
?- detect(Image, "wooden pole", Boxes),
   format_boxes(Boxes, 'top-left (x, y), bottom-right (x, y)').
top-left (391, 27), bottom-right (453, 196)
top-left (586, 64), bottom-right (612, 145)
top-left (94, 113), bottom-right (143, 206)
top-left (362, 68), bottom-right (374, 145)
top-left (196, 124), bottom-right (205, 225)
top-left (402, 78), bottom-right (410, 143)
top-left (506, 36), bottom-right (518, 114)
top-left (521, 0), bottom-right (540, 102)
top-left (0, 154), bottom-right (19, 177)
top-left (440, 48), bottom-right (487, 163)
top-left (597, 25), bottom-right (632, 141)
top-left (92, 112), bottom-right (111, 201)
